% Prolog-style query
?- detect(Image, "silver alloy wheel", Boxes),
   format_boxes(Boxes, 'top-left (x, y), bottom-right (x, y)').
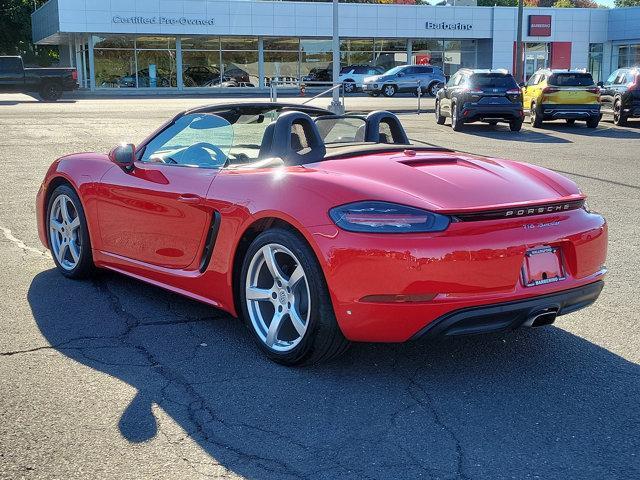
top-left (245, 243), bottom-right (311, 352)
top-left (49, 194), bottom-right (82, 270)
top-left (343, 81), bottom-right (355, 93)
top-left (383, 85), bottom-right (395, 97)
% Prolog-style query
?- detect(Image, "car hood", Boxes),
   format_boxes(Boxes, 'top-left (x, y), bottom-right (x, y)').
top-left (363, 75), bottom-right (385, 83)
top-left (309, 150), bottom-right (583, 212)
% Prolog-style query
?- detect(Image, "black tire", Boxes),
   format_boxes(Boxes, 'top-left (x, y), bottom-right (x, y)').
top-left (586, 117), bottom-right (600, 128)
top-left (46, 184), bottom-right (95, 279)
top-left (565, 119), bottom-right (576, 125)
top-left (428, 82), bottom-right (439, 97)
top-left (39, 82), bottom-right (63, 102)
top-left (451, 102), bottom-right (464, 131)
top-left (343, 80), bottom-right (356, 93)
top-left (530, 102), bottom-right (543, 128)
top-left (435, 100), bottom-right (446, 125)
top-left (613, 99), bottom-right (627, 126)
top-left (382, 84), bottom-right (396, 97)
top-left (509, 119), bottom-right (523, 132)
top-left (239, 228), bottom-right (350, 366)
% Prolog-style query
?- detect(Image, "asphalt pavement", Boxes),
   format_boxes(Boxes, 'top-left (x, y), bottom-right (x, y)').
top-left (0, 92), bottom-right (639, 480)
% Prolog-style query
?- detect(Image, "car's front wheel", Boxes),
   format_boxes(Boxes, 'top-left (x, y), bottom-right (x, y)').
top-left (47, 184), bottom-right (95, 278)
top-left (382, 84), bottom-right (396, 97)
top-left (240, 228), bottom-right (349, 365)
top-left (451, 102), bottom-right (464, 131)
top-left (39, 82), bottom-right (63, 102)
top-left (613, 99), bottom-right (627, 126)
top-left (435, 100), bottom-right (446, 125)
top-left (343, 80), bottom-right (356, 93)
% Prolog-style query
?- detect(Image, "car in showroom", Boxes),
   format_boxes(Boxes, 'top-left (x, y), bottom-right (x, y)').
top-left (522, 69), bottom-right (602, 128)
top-left (435, 69), bottom-right (524, 131)
top-left (36, 102), bottom-right (608, 365)
top-left (361, 65), bottom-right (446, 97)
top-left (598, 67), bottom-right (640, 126)
top-left (338, 65), bottom-right (385, 93)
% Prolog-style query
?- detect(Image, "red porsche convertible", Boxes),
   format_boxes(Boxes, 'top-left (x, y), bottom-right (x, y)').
top-left (36, 102), bottom-right (607, 365)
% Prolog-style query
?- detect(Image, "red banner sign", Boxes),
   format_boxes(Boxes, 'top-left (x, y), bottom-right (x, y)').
top-left (528, 15), bottom-right (552, 37)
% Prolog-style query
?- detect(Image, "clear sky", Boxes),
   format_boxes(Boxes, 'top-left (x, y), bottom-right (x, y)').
top-left (599, 0), bottom-right (615, 7)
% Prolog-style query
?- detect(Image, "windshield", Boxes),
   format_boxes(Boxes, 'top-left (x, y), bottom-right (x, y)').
top-left (548, 73), bottom-right (595, 87)
top-left (470, 73), bottom-right (518, 89)
top-left (141, 114), bottom-right (234, 168)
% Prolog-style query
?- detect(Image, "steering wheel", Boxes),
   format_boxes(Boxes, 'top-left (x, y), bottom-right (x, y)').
top-left (179, 142), bottom-right (227, 167)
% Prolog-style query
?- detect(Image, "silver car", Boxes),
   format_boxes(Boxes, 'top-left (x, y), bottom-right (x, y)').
top-left (362, 65), bottom-right (446, 97)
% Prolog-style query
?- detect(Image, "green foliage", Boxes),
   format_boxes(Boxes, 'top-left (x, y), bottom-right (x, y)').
top-left (477, 0), bottom-right (517, 6)
top-left (0, 0), bottom-right (58, 66)
top-left (615, 0), bottom-right (640, 5)
top-left (553, 0), bottom-right (573, 6)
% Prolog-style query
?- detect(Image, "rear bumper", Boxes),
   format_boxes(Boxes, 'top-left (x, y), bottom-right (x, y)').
top-left (311, 208), bottom-right (607, 342)
top-left (411, 280), bottom-right (604, 339)
top-left (461, 104), bottom-right (524, 122)
top-left (541, 104), bottom-right (601, 119)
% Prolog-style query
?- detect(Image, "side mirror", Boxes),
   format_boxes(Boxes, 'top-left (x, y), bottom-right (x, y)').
top-left (109, 143), bottom-right (135, 170)
top-left (519, 82), bottom-right (526, 88)
top-left (597, 81), bottom-right (604, 87)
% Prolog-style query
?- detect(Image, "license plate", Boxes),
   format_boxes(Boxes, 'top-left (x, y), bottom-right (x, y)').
top-left (522, 246), bottom-right (565, 287)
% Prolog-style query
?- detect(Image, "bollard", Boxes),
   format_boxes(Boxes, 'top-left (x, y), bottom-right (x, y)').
top-left (417, 81), bottom-right (422, 114)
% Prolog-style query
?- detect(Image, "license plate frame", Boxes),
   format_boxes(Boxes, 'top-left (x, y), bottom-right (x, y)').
top-left (521, 246), bottom-right (566, 288)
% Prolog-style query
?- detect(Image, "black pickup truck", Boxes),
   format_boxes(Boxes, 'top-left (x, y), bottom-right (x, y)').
top-left (0, 56), bottom-right (78, 101)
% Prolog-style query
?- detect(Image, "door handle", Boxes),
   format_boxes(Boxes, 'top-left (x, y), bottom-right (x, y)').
top-left (177, 194), bottom-right (203, 204)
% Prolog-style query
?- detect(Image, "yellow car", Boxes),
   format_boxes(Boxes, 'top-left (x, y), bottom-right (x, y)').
top-left (522, 69), bottom-right (602, 128)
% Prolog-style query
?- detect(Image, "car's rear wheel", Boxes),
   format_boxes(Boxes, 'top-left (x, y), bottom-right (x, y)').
top-left (530, 102), bottom-right (543, 128)
top-left (47, 185), bottom-right (95, 279)
top-left (613, 100), bottom-right (627, 126)
top-left (586, 117), bottom-right (600, 128)
top-left (428, 82), bottom-right (440, 97)
top-left (451, 102), bottom-right (464, 131)
top-left (509, 119), bottom-right (523, 132)
top-left (39, 82), bottom-right (62, 102)
top-left (240, 229), bottom-right (349, 366)
top-left (382, 84), bottom-right (396, 97)
top-left (435, 100), bottom-right (446, 125)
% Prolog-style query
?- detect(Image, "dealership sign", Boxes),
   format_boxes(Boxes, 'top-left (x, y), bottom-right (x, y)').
top-left (528, 15), bottom-right (551, 36)
top-left (112, 15), bottom-right (215, 26)
top-left (425, 22), bottom-right (472, 31)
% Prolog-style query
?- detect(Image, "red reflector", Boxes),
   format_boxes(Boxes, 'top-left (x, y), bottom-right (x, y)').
top-left (542, 87), bottom-right (559, 94)
top-left (586, 87), bottom-right (600, 94)
top-left (360, 293), bottom-right (437, 304)
top-left (72, 69), bottom-right (78, 81)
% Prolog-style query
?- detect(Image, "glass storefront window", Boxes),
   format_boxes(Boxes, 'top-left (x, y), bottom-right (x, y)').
top-left (182, 36), bottom-right (220, 50)
top-left (375, 39), bottom-right (406, 52)
top-left (616, 44), bottom-right (640, 69)
top-left (413, 40), bottom-right (444, 52)
top-left (221, 36), bottom-right (258, 50)
top-left (94, 35), bottom-right (135, 49)
top-left (136, 36), bottom-right (175, 50)
top-left (264, 37), bottom-right (299, 51)
top-left (524, 43), bottom-right (549, 81)
top-left (588, 43), bottom-right (603, 83)
top-left (136, 49), bottom-right (176, 87)
top-left (300, 39), bottom-right (332, 80)
top-left (264, 51), bottom-right (299, 85)
top-left (221, 50), bottom-right (259, 87)
top-left (94, 49), bottom-right (136, 88)
top-left (182, 50), bottom-right (221, 87)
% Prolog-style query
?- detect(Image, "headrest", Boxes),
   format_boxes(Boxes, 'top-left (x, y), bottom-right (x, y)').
top-left (364, 111), bottom-right (410, 144)
top-left (260, 111), bottom-right (326, 165)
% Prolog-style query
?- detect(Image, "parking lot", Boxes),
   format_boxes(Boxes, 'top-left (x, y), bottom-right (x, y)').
top-left (0, 93), bottom-right (639, 479)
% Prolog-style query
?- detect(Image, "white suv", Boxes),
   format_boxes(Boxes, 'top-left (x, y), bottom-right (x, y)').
top-left (338, 65), bottom-right (385, 93)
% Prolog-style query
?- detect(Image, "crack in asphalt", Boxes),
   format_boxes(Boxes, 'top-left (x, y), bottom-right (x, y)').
top-left (0, 226), bottom-right (49, 257)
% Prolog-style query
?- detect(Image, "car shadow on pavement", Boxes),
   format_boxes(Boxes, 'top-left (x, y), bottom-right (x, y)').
top-left (452, 124), bottom-right (573, 143)
top-left (537, 122), bottom-right (640, 139)
top-left (28, 269), bottom-right (640, 479)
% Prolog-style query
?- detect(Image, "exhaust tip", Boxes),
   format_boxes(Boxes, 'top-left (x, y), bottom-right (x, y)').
top-left (524, 308), bottom-right (559, 328)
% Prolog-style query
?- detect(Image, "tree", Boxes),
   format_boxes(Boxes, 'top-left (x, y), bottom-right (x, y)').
top-left (553, 0), bottom-right (573, 6)
top-left (0, 0), bottom-right (58, 65)
top-left (615, 0), bottom-right (640, 5)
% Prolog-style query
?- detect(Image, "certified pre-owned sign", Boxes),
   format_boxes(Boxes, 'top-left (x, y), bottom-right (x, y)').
top-left (528, 15), bottom-right (551, 36)
top-left (112, 16), bottom-right (215, 26)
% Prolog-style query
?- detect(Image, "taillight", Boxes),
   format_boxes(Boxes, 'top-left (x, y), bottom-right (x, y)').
top-left (506, 88), bottom-right (521, 95)
top-left (542, 86), bottom-right (559, 94)
top-left (72, 69), bottom-right (78, 81)
top-left (627, 81), bottom-right (638, 91)
top-left (586, 87), bottom-right (600, 94)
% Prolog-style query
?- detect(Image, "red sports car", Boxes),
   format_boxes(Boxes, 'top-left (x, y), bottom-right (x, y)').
top-left (36, 102), bottom-right (607, 365)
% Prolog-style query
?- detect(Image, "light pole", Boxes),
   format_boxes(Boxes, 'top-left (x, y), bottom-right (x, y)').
top-left (515, 0), bottom-right (524, 83)
top-left (329, 0), bottom-right (344, 114)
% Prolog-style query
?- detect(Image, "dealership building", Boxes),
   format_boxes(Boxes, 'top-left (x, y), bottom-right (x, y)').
top-left (31, 0), bottom-right (640, 90)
